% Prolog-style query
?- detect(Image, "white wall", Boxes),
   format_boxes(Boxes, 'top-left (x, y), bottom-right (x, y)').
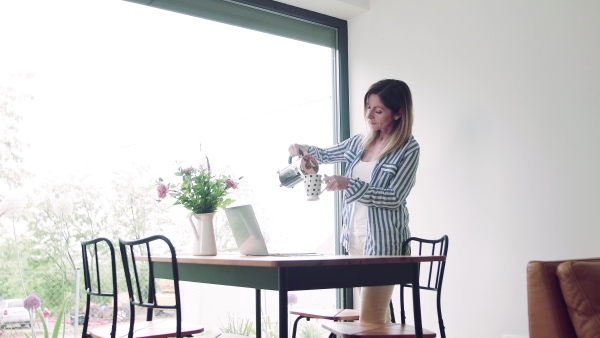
top-left (347, 1), bottom-right (600, 337)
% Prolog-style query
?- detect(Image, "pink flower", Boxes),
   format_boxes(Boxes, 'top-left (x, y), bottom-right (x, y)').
top-left (43, 308), bottom-right (50, 318)
top-left (182, 167), bottom-right (193, 174)
top-left (157, 183), bottom-right (168, 199)
top-left (225, 178), bottom-right (238, 189)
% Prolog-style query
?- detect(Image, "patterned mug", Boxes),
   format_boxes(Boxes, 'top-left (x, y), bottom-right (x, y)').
top-left (304, 174), bottom-right (323, 201)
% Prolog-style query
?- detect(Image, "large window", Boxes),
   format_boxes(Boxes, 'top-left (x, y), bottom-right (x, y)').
top-left (0, 0), bottom-right (348, 336)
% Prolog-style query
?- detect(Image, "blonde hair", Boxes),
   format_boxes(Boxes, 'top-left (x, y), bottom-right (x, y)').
top-left (361, 79), bottom-right (413, 159)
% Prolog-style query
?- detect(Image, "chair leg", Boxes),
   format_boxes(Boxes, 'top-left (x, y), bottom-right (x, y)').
top-left (437, 291), bottom-right (446, 338)
top-left (82, 295), bottom-right (91, 338)
top-left (400, 285), bottom-right (406, 324)
top-left (291, 315), bottom-right (306, 338)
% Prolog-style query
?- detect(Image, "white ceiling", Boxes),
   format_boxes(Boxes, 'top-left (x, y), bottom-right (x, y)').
top-left (274, 0), bottom-right (370, 20)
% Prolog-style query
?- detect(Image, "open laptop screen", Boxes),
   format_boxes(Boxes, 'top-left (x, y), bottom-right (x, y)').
top-left (225, 204), bottom-right (270, 255)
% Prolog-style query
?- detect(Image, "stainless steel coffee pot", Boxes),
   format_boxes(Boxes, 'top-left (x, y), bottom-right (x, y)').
top-left (278, 150), bottom-right (319, 188)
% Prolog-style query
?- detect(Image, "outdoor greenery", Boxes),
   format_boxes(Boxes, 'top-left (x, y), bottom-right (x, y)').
top-left (220, 312), bottom-right (255, 336)
top-left (0, 73), bottom-right (30, 191)
top-left (0, 73), bottom-right (239, 319)
top-left (298, 321), bottom-right (327, 338)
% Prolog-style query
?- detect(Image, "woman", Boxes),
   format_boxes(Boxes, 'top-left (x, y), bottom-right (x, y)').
top-left (288, 79), bottom-right (419, 323)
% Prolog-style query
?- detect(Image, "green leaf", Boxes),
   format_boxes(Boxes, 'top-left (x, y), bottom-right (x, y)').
top-left (39, 308), bottom-right (49, 337)
top-left (52, 297), bottom-right (69, 338)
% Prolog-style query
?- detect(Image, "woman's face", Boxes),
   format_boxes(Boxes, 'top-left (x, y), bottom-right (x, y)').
top-left (365, 93), bottom-right (400, 134)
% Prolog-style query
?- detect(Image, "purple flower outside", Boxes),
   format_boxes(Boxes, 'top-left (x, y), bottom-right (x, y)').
top-left (23, 295), bottom-right (41, 310)
top-left (287, 293), bottom-right (298, 305)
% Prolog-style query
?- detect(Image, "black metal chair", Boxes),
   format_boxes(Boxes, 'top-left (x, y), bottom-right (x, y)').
top-left (320, 235), bottom-right (449, 338)
top-left (81, 237), bottom-right (120, 338)
top-left (291, 303), bottom-right (398, 338)
top-left (399, 235), bottom-right (449, 338)
top-left (117, 234), bottom-right (204, 338)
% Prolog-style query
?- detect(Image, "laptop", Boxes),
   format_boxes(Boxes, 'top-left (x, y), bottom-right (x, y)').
top-left (225, 204), bottom-right (321, 256)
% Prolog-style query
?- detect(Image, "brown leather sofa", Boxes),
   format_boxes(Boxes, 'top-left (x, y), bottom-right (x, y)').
top-left (527, 257), bottom-right (600, 338)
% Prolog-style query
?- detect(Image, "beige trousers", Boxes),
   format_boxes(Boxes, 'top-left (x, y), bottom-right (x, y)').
top-left (349, 234), bottom-right (395, 324)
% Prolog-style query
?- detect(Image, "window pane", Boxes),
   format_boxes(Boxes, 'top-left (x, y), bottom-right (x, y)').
top-left (1, 0), bottom-right (337, 335)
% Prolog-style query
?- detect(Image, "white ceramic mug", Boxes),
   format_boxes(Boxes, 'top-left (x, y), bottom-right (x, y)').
top-left (304, 174), bottom-right (323, 201)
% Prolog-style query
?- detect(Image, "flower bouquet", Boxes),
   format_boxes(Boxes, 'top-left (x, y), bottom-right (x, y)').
top-left (157, 156), bottom-right (241, 214)
top-left (156, 156), bottom-right (241, 255)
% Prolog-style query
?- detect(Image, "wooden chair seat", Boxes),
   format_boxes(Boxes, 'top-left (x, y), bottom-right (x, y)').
top-left (290, 308), bottom-right (360, 338)
top-left (290, 308), bottom-right (360, 321)
top-left (89, 318), bottom-right (203, 338)
top-left (322, 321), bottom-right (436, 338)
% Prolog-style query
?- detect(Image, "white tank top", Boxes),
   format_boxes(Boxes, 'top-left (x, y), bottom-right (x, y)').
top-left (349, 160), bottom-right (376, 253)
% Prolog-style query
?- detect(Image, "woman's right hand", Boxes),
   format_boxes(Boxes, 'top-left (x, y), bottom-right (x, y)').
top-left (288, 144), bottom-right (309, 157)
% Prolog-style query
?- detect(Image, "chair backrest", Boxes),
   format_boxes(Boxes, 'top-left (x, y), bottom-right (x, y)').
top-left (401, 235), bottom-right (449, 291)
top-left (118, 234), bottom-right (183, 338)
top-left (81, 237), bottom-right (119, 338)
top-left (398, 235), bottom-right (449, 337)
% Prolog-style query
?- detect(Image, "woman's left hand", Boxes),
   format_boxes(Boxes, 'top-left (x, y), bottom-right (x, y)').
top-left (323, 174), bottom-right (350, 191)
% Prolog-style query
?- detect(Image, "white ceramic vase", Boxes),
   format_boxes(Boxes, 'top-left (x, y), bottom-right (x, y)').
top-left (188, 212), bottom-right (217, 256)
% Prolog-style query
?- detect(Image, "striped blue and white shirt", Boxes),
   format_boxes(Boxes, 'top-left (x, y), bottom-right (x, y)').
top-left (309, 134), bottom-right (420, 256)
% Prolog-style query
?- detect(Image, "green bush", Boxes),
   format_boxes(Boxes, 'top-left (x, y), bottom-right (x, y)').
top-left (220, 312), bottom-right (254, 336)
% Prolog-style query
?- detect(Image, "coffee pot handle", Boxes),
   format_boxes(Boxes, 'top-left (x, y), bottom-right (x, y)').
top-left (288, 148), bottom-right (304, 164)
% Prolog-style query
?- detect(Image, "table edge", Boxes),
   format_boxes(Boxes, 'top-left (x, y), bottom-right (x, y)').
top-left (140, 254), bottom-right (445, 267)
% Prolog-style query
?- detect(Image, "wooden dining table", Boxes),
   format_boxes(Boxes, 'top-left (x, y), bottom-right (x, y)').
top-left (148, 254), bottom-right (445, 338)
